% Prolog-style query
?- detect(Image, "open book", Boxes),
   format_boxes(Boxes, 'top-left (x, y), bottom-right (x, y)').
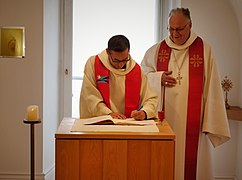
top-left (82, 115), bottom-right (156, 126)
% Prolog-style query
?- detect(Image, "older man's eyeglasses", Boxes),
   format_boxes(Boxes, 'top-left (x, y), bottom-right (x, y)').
top-left (167, 22), bottom-right (190, 33)
top-left (109, 54), bottom-right (130, 63)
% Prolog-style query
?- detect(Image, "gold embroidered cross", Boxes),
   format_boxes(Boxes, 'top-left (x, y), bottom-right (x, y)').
top-left (158, 50), bottom-right (169, 63)
top-left (190, 54), bottom-right (203, 67)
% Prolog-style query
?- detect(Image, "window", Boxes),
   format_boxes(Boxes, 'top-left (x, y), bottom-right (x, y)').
top-left (62, 0), bottom-right (172, 118)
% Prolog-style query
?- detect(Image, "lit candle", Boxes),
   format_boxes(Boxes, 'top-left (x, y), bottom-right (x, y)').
top-left (26, 105), bottom-right (39, 121)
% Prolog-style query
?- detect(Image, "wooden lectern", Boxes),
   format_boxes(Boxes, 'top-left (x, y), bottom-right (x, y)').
top-left (55, 118), bottom-right (175, 180)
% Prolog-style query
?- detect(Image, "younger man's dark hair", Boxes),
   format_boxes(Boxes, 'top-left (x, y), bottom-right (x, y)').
top-left (108, 35), bottom-right (130, 52)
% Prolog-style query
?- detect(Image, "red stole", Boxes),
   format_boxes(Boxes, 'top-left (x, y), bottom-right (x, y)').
top-left (94, 55), bottom-right (141, 117)
top-left (157, 37), bottom-right (204, 180)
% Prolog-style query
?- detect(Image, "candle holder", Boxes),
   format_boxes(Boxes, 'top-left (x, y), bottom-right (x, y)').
top-left (221, 76), bottom-right (233, 109)
top-left (23, 119), bottom-right (41, 180)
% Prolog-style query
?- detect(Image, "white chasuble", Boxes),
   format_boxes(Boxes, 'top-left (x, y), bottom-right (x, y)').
top-left (141, 31), bottom-right (231, 180)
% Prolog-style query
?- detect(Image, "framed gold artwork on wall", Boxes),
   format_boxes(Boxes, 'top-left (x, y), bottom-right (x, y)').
top-left (0, 27), bottom-right (25, 58)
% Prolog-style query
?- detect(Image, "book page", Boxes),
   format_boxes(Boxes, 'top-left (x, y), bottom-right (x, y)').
top-left (82, 115), bottom-right (113, 125)
top-left (71, 118), bottom-right (159, 132)
top-left (111, 118), bottom-right (156, 126)
top-left (81, 115), bottom-right (156, 126)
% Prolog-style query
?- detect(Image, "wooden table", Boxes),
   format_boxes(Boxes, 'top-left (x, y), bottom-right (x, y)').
top-left (55, 118), bottom-right (175, 180)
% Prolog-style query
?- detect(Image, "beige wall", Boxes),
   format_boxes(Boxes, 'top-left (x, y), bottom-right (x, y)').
top-left (0, 0), bottom-right (60, 179)
top-left (0, 0), bottom-right (44, 175)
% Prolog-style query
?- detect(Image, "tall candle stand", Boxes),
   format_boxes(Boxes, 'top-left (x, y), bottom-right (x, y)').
top-left (23, 119), bottom-right (41, 180)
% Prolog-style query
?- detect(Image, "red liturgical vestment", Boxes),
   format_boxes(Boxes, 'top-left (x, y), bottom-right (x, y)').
top-left (95, 55), bottom-right (141, 117)
top-left (157, 37), bottom-right (204, 180)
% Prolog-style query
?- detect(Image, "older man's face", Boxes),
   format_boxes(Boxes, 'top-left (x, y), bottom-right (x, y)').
top-left (168, 13), bottom-right (192, 45)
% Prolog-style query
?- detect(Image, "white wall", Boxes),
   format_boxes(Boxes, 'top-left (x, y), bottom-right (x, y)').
top-left (43, 0), bottom-right (61, 178)
top-left (0, 0), bottom-right (60, 179)
top-left (236, 123), bottom-right (242, 180)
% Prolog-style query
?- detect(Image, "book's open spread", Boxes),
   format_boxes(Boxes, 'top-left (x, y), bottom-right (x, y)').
top-left (82, 115), bottom-right (156, 126)
top-left (71, 115), bottom-right (159, 132)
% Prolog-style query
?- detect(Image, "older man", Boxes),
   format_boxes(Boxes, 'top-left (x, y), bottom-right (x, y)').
top-left (141, 8), bottom-right (231, 180)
